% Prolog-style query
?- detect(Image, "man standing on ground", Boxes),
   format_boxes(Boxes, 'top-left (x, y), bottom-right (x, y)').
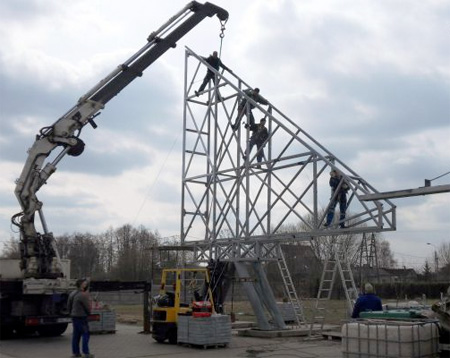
top-left (68, 278), bottom-right (94, 358)
top-left (351, 283), bottom-right (383, 318)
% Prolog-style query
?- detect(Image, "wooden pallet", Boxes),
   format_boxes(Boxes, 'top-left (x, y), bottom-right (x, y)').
top-left (322, 331), bottom-right (342, 341)
top-left (177, 342), bottom-right (229, 349)
top-left (90, 330), bottom-right (116, 335)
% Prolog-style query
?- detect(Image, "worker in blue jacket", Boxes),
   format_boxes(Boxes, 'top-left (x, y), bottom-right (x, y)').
top-left (352, 283), bottom-right (383, 318)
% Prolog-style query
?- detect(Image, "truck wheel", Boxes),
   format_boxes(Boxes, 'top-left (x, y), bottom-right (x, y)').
top-left (0, 325), bottom-right (15, 340)
top-left (38, 323), bottom-right (68, 337)
top-left (168, 328), bottom-right (177, 344)
top-left (14, 324), bottom-right (37, 337)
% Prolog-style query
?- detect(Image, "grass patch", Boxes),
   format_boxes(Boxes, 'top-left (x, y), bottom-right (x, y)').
top-left (114, 299), bottom-right (352, 325)
top-left (114, 305), bottom-right (145, 324)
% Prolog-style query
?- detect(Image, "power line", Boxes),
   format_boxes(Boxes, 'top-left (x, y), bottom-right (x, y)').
top-left (132, 135), bottom-right (180, 227)
top-left (392, 251), bottom-right (427, 259)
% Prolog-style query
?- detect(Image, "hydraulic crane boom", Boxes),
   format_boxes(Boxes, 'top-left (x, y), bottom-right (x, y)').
top-left (11, 2), bottom-right (228, 278)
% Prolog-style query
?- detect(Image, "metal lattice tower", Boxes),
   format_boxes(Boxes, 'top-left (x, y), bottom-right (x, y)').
top-left (358, 232), bottom-right (380, 285)
top-left (180, 47), bottom-right (396, 330)
top-left (181, 47), bottom-right (396, 260)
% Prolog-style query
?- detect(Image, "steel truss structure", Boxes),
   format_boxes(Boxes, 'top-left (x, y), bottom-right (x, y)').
top-left (181, 47), bottom-right (396, 262)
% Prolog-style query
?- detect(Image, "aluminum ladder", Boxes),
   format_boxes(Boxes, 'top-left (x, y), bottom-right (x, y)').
top-left (277, 247), bottom-right (306, 326)
top-left (309, 237), bottom-right (358, 335)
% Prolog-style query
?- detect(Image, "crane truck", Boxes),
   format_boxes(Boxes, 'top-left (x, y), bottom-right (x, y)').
top-left (0, 1), bottom-right (228, 339)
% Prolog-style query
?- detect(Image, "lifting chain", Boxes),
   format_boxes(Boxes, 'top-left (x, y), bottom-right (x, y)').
top-left (219, 19), bottom-right (227, 57)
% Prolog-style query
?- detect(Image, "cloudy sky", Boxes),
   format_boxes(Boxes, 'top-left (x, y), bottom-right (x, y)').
top-left (0, 0), bottom-right (449, 269)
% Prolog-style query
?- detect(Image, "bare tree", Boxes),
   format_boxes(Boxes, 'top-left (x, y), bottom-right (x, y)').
top-left (95, 227), bottom-right (117, 279)
top-left (134, 225), bottom-right (159, 280)
top-left (55, 234), bottom-right (71, 259)
top-left (68, 232), bottom-right (102, 278)
top-left (422, 260), bottom-right (432, 280)
top-left (4, 224), bottom-right (165, 281)
top-left (291, 209), bottom-right (362, 265)
top-left (437, 242), bottom-right (450, 278)
top-left (0, 237), bottom-right (20, 259)
top-left (377, 240), bottom-right (397, 268)
top-left (437, 241), bottom-right (450, 268)
top-left (112, 224), bottom-right (137, 280)
top-left (108, 224), bottom-right (161, 280)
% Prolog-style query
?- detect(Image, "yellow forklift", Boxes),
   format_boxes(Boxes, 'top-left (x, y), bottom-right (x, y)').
top-left (152, 268), bottom-right (215, 344)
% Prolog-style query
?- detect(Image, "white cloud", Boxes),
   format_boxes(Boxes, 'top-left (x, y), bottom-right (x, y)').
top-left (0, 0), bottom-right (449, 269)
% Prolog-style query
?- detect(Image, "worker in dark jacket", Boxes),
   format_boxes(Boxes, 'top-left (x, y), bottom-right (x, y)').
top-left (68, 278), bottom-right (94, 358)
top-left (232, 88), bottom-right (269, 130)
top-left (195, 51), bottom-right (231, 95)
top-left (324, 169), bottom-right (349, 228)
top-left (244, 118), bottom-right (269, 168)
top-left (351, 283), bottom-right (383, 318)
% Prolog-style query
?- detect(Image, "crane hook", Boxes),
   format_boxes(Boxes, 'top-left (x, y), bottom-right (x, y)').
top-left (219, 19), bottom-right (227, 57)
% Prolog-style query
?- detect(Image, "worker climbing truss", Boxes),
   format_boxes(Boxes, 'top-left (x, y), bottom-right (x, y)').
top-left (180, 47), bottom-right (397, 330)
top-left (181, 47), bottom-right (396, 259)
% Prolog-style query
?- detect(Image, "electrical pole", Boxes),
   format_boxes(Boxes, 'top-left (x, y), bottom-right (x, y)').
top-left (427, 242), bottom-right (439, 276)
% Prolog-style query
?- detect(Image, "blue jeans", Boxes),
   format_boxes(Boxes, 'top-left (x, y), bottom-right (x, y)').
top-left (326, 192), bottom-right (347, 226)
top-left (248, 139), bottom-right (264, 163)
top-left (72, 317), bottom-right (90, 355)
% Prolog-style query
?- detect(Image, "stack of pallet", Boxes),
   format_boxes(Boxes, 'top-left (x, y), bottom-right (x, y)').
top-left (177, 314), bottom-right (231, 347)
top-left (89, 310), bottom-right (116, 334)
top-left (276, 302), bottom-right (296, 323)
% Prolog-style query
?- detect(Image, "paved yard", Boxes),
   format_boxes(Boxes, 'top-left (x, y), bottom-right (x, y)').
top-left (0, 323), bottom-right (342, 358)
